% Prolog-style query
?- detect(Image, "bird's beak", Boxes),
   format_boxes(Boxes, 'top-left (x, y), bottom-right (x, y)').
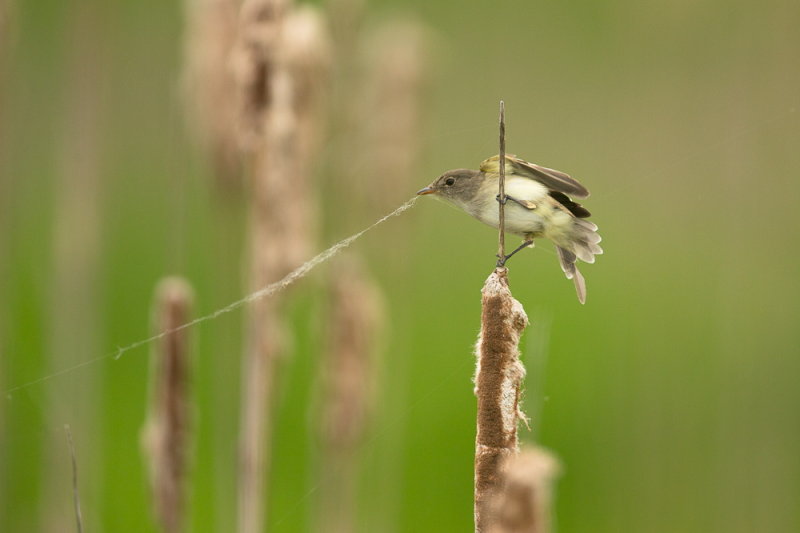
top-left (416, 186), bottom-right (435, 196)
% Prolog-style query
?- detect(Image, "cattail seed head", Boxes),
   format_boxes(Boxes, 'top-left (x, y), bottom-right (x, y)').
top-left (486, 448), bottom-right (560, 533)
top-left (474, 268), bottom-right (529, 532)
top-left (142, 277), bottom-right (194, 533)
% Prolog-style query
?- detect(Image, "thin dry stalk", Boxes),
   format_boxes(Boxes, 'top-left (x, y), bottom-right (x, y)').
top-left (316, 256), bottom-right (384, 533)
top-left (0, 1), bottom-right (8, 511)
top-left (64, 425), bottom-right (84, 533)
top-left (182, 0), bottom-right (241, 187)
top-left (142, 277), bottom-right (194, 533)
top-left (485, 448), bottom-right (560, 533)
top-left (238, 299), bottom-right (283, 533)
top-left (236, 5), bottom-right (330, 533)
top-left (474, 269), bottom-right (529, 533)
top-left (41, 5), bottom-right (104, 531)
top-left (497, 101), bottom-right (506, 265)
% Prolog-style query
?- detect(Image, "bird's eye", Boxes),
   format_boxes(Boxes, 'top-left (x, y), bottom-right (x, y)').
top-left (445, 178), bottom-right (455, 186)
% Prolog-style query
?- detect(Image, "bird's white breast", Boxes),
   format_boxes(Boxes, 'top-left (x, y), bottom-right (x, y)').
top-left (467, 176), bottom-right (555, 236)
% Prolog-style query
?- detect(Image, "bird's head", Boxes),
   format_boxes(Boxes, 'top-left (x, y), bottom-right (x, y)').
top-left (416, 169), bottom-right (482, 205)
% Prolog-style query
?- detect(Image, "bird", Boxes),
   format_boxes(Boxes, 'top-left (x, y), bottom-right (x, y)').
top-left (416, 154), bottom-right (602, 303)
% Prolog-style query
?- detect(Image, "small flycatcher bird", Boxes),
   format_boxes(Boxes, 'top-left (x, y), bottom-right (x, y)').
top-left (417, 154), bottom-right (602, 303)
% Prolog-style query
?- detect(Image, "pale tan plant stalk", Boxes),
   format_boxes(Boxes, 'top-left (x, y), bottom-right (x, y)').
top-left (485, 448), bottom-right (560, 533)
top-left (235, 4), bottom-right (330, 533)
top-left (182, 2), bottom-right (247, 527)
top-left (474, 268), bottom-right (529, 532)
top-left (141, 277), bottom-right (194, 533)
top-left (233, 4), bottom-right (290, 533)
top-left (475, 104), bottom-right (530, 532)
top-left (0, 2), bottom-right (9, 516)
top-left (182, 0), bottom-right (241, 187)
top-left (358, 18), bottom-right (431, 217)
top-left (315, 256), bottom-right (384, 533)
top-left (40, 5), bottom-right (105, 531)
top-left (314, 14), bottom-right (432, 531)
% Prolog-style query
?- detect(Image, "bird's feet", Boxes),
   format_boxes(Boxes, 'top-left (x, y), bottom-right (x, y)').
top-left (496, 240), bottom-right (535, 267)
top-left (496, 194), bottom-right (536, 210)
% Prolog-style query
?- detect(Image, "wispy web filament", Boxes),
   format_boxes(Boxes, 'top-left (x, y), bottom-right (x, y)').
top-left (5, 197), bottom-right (418, 397)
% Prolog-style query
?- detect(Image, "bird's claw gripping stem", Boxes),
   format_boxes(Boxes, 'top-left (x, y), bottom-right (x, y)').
top-left (496, 194), bottom-right (535, 210)
top-left (496, 240), bottom-right (534, 267)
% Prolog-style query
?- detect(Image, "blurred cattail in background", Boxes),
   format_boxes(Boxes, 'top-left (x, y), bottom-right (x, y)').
top-left (485, 448), bottom-right (560, 533)
top-left (141, 277), bottom-right (195, 533)
top-left (233, 2), bottom-right (289, 532)
top-left (180, 3), bottom-right (245, 528)
top-left (315, 256), bottom-right (384, 533)
top-left (39, 3), bottom-right (106, 531)
top-left (0, 0), bottom-right (10, 515)
top-left (232, 0), bottom-right (289, 153)
top-left (357, 18), bottom-right (431, 217)
top-left (181, 0), bottom-right (242, 189)
top-left (314, 10), bottom-right (432, 530)
top-left (474, 269), bottom-right (529, 533)
top-left (234, 2), bottom-right (330, 532)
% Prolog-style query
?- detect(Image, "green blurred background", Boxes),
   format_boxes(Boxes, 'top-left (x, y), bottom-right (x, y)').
top-left (2, 0), bottom-right (799, 532)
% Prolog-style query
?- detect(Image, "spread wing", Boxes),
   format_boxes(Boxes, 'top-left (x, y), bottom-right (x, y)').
top-left (480, 154), bottom-right (590, 199)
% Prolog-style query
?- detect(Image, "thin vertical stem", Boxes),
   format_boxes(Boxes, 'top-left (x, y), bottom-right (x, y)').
top-left (64, 425), bottom-right (84, 533)
top-left (497, 101), bottom-right (506, 266)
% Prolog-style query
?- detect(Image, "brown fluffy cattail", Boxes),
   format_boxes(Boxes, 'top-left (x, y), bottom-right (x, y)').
top-left (142, 277), bottom-right (194, 533)
top-left (485, 448), bottom-right (560, 533)
top-left (231, 0), bottom-right (290, 152)
top-left (237, 5), bottom-right (330, 533)
top-left (474, 268), bottom-right (529, 533)
top-left (315, 255), bottom-right (384, 533)
top-left (182, 0), bottom-right (241, 187)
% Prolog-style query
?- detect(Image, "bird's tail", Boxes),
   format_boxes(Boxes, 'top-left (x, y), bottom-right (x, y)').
top-left (556, 220), bottom-right (603, 304)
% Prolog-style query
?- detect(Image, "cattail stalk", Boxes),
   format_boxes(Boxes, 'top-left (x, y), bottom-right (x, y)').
top-left (485, 448), bottom-right (560, 533)
top-left (474, 268), bottom-right (529, 532)
top-left (40, 4), bottom-right (104, 530)
top-left (141, 277), bottom-right (194, 533)
top-left (316, 257), bottom-right (384, 533)
top-left (475, 103), bottom-right (528, 531)
top-left (358, 18), bottom-right (431, 219)
top-left (182, 0), bottom-right (241, 187)
top-left (313, 14), bottom-right (429, 532)
top-left (235, 3), bottom-right (329, 533)
top-left (233, 3), bottom-right (290, 532)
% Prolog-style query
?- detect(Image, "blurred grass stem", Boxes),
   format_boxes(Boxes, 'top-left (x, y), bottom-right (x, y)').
top-left (64, 425), bottom-right (84, 533)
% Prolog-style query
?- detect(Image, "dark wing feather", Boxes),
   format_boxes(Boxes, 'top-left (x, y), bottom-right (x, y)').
top-left (549, 190), bottom-right (591, 218)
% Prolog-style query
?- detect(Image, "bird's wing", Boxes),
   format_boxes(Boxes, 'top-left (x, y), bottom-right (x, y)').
top-left (480, 154), bottom-right (590, 199)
